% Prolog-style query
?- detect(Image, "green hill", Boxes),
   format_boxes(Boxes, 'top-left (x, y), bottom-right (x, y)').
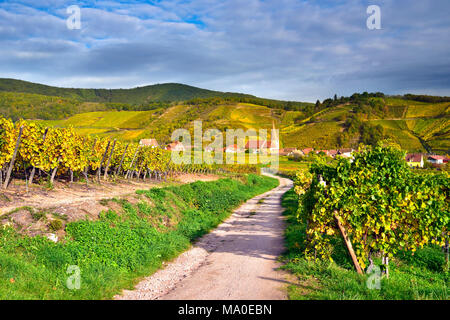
top-left (281, 97), bottom-right (449, 153)
top-left (0, 78), bottom-right (254, 104)
top-left (0, 79), bottom-right (448, 153)
top-left (0, 78), bottom-right (313, 121)
top-left (41, 98), bottom-right (449, 154)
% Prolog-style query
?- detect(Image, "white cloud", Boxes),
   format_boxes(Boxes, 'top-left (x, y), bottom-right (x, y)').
top-left (0, 0), bottom-right (449, 101)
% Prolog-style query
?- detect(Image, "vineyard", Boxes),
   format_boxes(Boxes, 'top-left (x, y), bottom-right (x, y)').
top-left (0, 116), bottom-right (257, 189)
top-left (293, 143), bottom-right (449, 275)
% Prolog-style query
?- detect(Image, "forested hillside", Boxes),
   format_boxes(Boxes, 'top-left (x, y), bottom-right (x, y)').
top-left (0, 79), bottom-right (448, 153)
top-left (0, 78), bottom-right (312, 120)
top-left (0, 78), bottom-right (255, 104)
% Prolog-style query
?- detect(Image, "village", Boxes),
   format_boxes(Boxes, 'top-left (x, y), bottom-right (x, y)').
top-left (138, 138), bottom-right (449, 169)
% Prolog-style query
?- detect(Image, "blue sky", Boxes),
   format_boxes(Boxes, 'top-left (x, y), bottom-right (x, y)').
top-left (0, 0), bottom-right (449, 101)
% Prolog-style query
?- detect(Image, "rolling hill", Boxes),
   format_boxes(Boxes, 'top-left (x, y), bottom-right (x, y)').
top-left (0, 78), bottom-right (312, 121)
top-left (41, 98), bottom-right (449, 153)
top-left (0, 79), bottom-right (448, 153)
top-left (0, 78), bottom-right (255, 104)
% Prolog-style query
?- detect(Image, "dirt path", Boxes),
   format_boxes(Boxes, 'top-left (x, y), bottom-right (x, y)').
top-left (116, 174), bottom-right (293, 300)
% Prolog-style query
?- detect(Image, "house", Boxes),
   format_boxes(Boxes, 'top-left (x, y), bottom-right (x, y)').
top-left (338, 148), bottom-right (354, 158)
top-left (166, 141), bottom-right (185, 152)
top-left (301, 148), bottom-right (314, 155)
top-left (204, 145), bottom-right (216, 153)
top-left (279, 148), bottom-right (297, 156)
top-left (265, 141), bottom-right (279, 153)
top-left (316, 149), bottom-right (329, 156)
top-left (328, 149), bottom-right (338, 158)
top-left (288, 150), bottom-right (304, 159)
top-left (245, 140), bottom-right (262, 153)
top-left (224, 144), bottom-right (243, 153)
top-left (427, 155), bottom-right (446, 165)
top-left (405, 153), bottom-right (424, 168)
top-left (245, 140), bottom-right (278, 153)
top-left (139, 139), bottom-right (159, 148)
top-left (288, 149), bottom-right (303, 157)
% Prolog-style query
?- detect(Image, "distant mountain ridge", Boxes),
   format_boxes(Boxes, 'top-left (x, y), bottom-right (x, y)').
top-left (0, 78), bottom-right (255, 104)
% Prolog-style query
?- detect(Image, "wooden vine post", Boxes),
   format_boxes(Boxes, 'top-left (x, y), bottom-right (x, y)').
top-left (334, 211), bottom-right (363, 274)
top-left (126, 146), bottom-right (140, 179)
top-left (83, 138), bottom-right (97, 184)
top-left (103, 139), bottom-right (116, 180)
top-left (50, 156), bottom-right (61, 185)
top-left (3, 126), bottom-right (24, 189)
top-left (96, 141), bottom-right (110, 182)
top-left (115, 143), bottom-right (129, 176)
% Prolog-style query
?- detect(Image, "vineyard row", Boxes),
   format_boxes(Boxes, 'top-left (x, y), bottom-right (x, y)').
top-left (0, 117), bottom-right (256, 188)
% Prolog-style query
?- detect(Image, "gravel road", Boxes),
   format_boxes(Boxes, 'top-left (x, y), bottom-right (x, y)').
top-left (115, 174), bottom-right (293, 300)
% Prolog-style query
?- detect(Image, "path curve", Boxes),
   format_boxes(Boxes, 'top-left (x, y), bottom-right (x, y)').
top-left (116, 173), bottom-right (293, 300)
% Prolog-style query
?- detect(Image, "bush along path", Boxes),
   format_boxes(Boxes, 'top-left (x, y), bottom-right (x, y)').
top-left (0, 174), bottom-right (278, 299)
top-left (116, 173), bottom-right (293, 300)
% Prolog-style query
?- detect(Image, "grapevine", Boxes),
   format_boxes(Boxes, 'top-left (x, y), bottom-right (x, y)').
top-left (0, 116), bottom-right (259, 186)
top-left (294, 143), bottom-right (449, 271)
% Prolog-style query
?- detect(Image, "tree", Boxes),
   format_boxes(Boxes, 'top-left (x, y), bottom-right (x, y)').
top-left (315, 100), bottom-right (321, 110)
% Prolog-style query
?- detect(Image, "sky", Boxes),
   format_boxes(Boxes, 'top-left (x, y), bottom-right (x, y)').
top-left (0, 0), bottom-right (449, 102)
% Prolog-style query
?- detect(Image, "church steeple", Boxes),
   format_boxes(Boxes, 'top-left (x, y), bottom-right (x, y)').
top-left (271, 120), bottom-right (279, 149)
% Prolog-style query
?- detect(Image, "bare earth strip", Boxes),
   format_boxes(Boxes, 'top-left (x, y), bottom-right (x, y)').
top-left (0, 173), bottom-right (219, 217)
top-left (115, 174), bottom-right (293, 300)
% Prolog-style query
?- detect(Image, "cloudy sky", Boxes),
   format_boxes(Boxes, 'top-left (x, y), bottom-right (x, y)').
top-left (0, 0), bottom-right (449, 101)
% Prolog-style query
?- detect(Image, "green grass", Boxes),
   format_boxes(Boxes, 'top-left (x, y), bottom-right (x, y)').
top-left (280, 188), bottom-right (449, 300)
top-left (278, 156), bottom-right (309, 172)
top-left (0, 174), bottom-right (279, 300)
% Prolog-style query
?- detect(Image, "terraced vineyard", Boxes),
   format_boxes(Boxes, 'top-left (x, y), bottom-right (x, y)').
top-left (0, 79), bottom-right (448, 153)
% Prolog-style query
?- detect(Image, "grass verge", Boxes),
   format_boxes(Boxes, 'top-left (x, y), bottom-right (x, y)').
top-left (0, 174), bottom-right (278, 299)
top-left (281, 189), bottom-right (449, 300)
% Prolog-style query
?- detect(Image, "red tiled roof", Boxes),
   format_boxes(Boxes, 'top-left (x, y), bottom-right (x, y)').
top-left (166, 141), bottom-right (184, 150)
top-left (226, 144), bottom-right (239, 150)
top-left (139, 139), bottom-right (159, 147)
top-left (328, 149), bottom-right (338, 156)
top-left (245, 140), bottom-right (265, 149)
top-left (428, 155), bottom-right (446, 160)
top-left (245, 140), bottom-right (277, 149)
top-left (405, 153), bottom-right (423, 162)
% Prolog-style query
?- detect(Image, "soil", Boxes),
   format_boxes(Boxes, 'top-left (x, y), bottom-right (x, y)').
top-left (0, 173), bottom-right (220, 238)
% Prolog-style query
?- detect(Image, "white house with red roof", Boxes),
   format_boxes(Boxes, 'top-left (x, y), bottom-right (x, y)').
top-left (139, 139), bottom-right (159, 148)
top-left (427, 155), bottom-right (446, 164)
top-left (405, 153), bottom-right (424, 168)
top-left (166, 141), bottom-right (185, 152)
top-left (224, 144), bottom-right (243, 153)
